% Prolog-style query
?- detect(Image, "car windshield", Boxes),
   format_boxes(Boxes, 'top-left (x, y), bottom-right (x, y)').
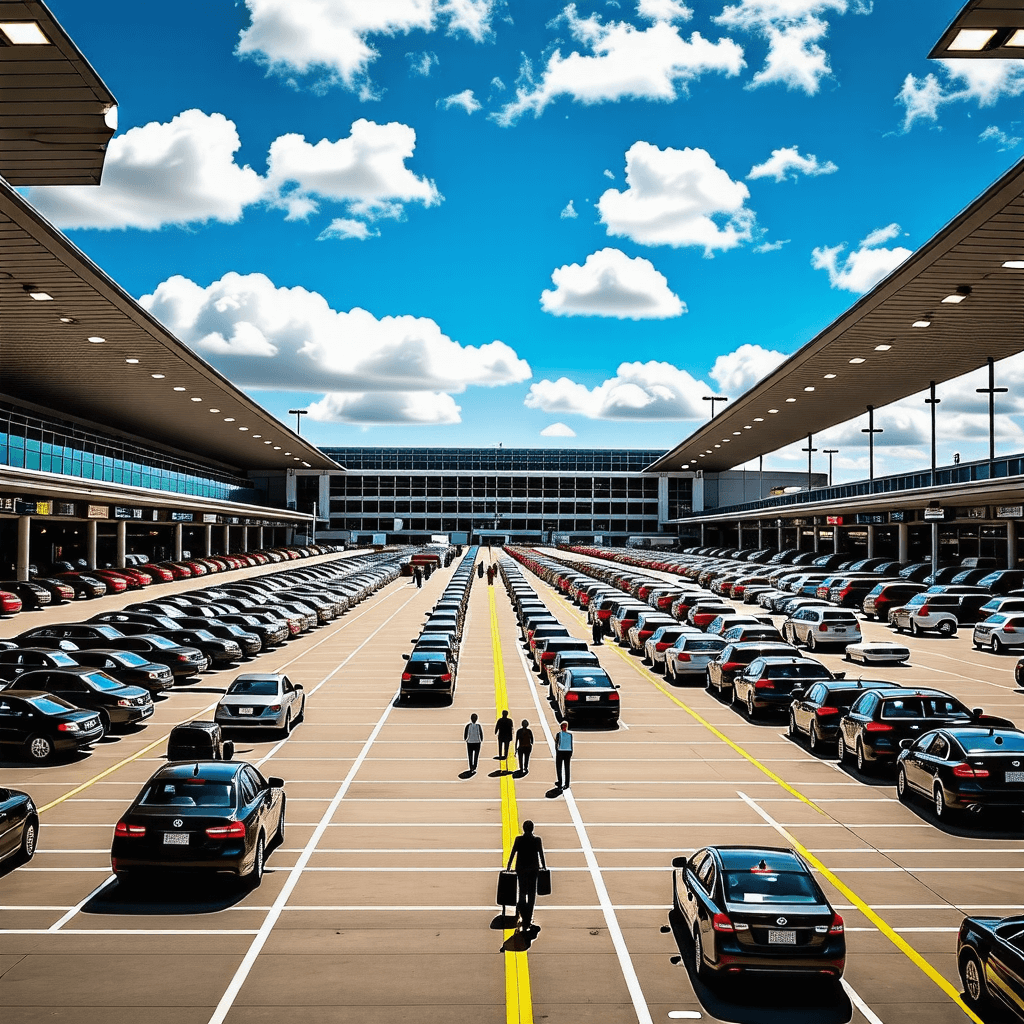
top-left (47, 652), bottom-right (78, 667)
top-left (724, 870), bottom-right (819, 904)
top-left (146, 636), bottom-right (180, 650)
top-left (986, 614), bottom-right (1009, 624)
top-left (907, 594), bottom-right (928, 606)
top-left (569, 674), bottom-right (613, 688)
top-left (83, 672), bottom-right (124, 692)
top-left (823, 612), bottom-right (856, 621)
top-left (408, 660), bottom-right (447, 673)
top-left (26, 695), bottom-right (76, 714)
top-left (684, 639), bottom-right (727, 652)
top-left (112, 653), bottom-right (150, 667)
top-left (227, 678), bottom-right (279, 696)
top-left (765, 664), bottom-right (827, 679)
top-left (187, 630), bottom-right (217, 641)
top-left (960, 733), bottom-right (1024, 753)
top-left (141, 779), bottom-right (233, 807)
top-left (882, 697), bottom-right (971, 719)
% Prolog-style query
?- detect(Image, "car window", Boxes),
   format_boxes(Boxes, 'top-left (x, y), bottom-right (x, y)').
top-left (960, 732), bottom-right (1024, 753)
top-left (227, 678), bottom-right (280, 696)
top-left (146, 636), bottom-right (180, 650)
top-left (25, 694), bottom-right (77, 714)
top-left (724, 869), bottom-right (818, 904)
top-left (696, 856), bottom-right (716, 893)
top-left (142, 779), bottom-right (233, 807)
top-left (567, 673), bottom-right (613, 688)
top-left (112, 653), bottom-right (149, 667)
top-left (925, 734), bottom-right (949, 758)
top-left (807, 684), bottom-right (826, 703)
top-left (238, 772), bottom-right (259, 804)
top-left (851, 692), bottom-right (879, 716)
top-left (83, 672), bottom-right (124, 692)
top-left (765, 663), bottom-right (828, 679)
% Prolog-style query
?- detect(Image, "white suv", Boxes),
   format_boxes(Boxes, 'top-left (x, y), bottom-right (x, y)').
top-left (784, 607), bottom-right (862, 651)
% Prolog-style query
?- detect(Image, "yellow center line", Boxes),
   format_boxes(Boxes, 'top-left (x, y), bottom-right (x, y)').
top-left (489, 586), bottom-right (533, 1024)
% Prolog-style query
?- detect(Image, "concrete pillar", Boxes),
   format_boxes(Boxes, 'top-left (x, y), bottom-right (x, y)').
top-left (813, 526), bottom-right (820, 553)
top-left (258, 527), bottom-right (264, 550)
top-left (737, 521), bottom-right (743, 550)
top-left (777, 523), bottom-right (783, 550)
top-left (931, 522), bottom-right (939, 575)
top-left (700, 523), bottom-right (706, 546)
top-left (16, 515), bottom-right (31, 581)
top-left (174, 523), bottom-right (183, 561)
top-left (242, 526), bottom-right (249, 552)
top-left (898, 523), bottom-right (909, 564)
top-left (86, 520), bottom-right (98, 570)
top-left (319, 473), bottom-right (331, 524)
top-left (834, 526), bottom-right (841, 555)
top-left (867, 524), bottom-right (876, 559)
top-left (794, 525), bottom-right (802, 551)
top-left (1007, 520), bottom-right (1017, 569)
top-left (223, 524), bottom-right (231, 554)
top-left (758, 523), bottom-right (764, 549)
top-left (285, 470), bottom-right (297, 509)
top-left (116, 521), bottom-right (126, 568)
top-left (204, 524), bottom-right (213, 557)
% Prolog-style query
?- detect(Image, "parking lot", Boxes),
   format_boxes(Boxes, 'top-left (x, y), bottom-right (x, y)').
top-left (0, 546), bottom-right (1021, 1024)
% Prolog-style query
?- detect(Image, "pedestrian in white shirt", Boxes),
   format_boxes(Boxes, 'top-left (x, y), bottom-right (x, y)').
top-left (464, 714), bottom-right (484, 774)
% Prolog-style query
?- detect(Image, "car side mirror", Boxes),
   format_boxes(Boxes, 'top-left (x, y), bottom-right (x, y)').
top-left (671, 856), bottom-right (687, 868)
top-left (834, 672), bottom-right (846, 680)
top-left (791, 688), bottom-right (805, 700)
top-left (402, 653), bottom-right (409, 660)
top-left (899, 738), bottom-right (914, 750)
top-left (222, 740), bottom-right (235, 760)
top-left (972, 708), bottom-right (983, 718)
top-left (267, 777), bottom-right (285, 789)
top-left (294, 683), bottom-right (303, 690)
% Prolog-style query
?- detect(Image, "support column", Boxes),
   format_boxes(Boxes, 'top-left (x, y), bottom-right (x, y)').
top-left (116, 521), bottom-right (127, 568)
top-left (757, 523), bottom-right (764, 549)
top-left (285, 470), bottom-right (297, 509)
top-left (834, 526), bottom-right (841, 555)
top-left (204, 524), bottom-right (213, 557)
top-left (16, 515), bottom-right (31, 581)
top-left (737, 521), bottom-right (744, 550)
top-left (242, 526), bottom-right (249, 552)
top-left (867, 524), bottom-right (876, 559)
top-left (1007, 520), bottom-right (1017, 569)
top-left (258, 527), bottom-right (264, 550)
top-left (813, 526), bottom-right (821, 553)
top-left (87, 520), bottom-right (98, 570)
top-left (898, 523), bottom-right (909, 564)
top-left (319, 473), bottom-right (331, 527)
top-left (700, 523), bottom-right (706, 546)
top-left (793, 524), bottom-right (801, 551)
top-left (777, 523), bottom-right (783, 550)
top-left (223, 524), bottom-right (231, 554)
top-left (931, 522), bottom-right (939, 576)
top-left (174, 523), bottom-right (183, 561)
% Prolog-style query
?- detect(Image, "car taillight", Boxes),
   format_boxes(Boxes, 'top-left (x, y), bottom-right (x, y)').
top-left (919, 605), bottom-right (930, 615)
top-left (439, 673), bottom-right (451, 682)
top-left (114, 821), bottom-right (145, 838)
top-left (819, 623), bottom-right (829, 632)
top-left (607, 692), bottom-right (619, 701)
top-left (676, 652), bottom-right (691, 662)
top-left (815, 706), bottom-right (840, 717)
top-left (268, 704), bottom-right (282, 712)
top-left (754, 679), bottom-right (775, 690)
top-left (57, 721), bottom-right (80, 732)
top-left (655, 642), bottom-right (671, 651)
top-left (1005, 626), bottom-right (1016, 634)
top-left (177, 654), bottom-right (192, 661)
top-left (117, 699), bottom-right (133, 707)
top-left (830, 913), bottom-right (845, 934)
top-left (565, 692), bottom-right (579, 701)
top-left (401, 672), bottom-right (412, 681)
top-left (722, 661), bottom-right (741, 671)
top-left (712, 913), bottom-right (734, 932)
top-left (206, 822), bottom-right (246, 839)
top-left (952, 763), bottom-right (990, 778)
top-left (865, 721), bottom-right (893, 732)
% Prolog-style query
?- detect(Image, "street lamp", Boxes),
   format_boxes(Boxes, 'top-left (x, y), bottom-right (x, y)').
top-left (823, 449), bottom-right (839, 486)
top-left (288, 408), bottom-right (308, 434)
top-left (861, 405), bottom-right (883, 481)
top-left (801, 433), bottom-right (818, 492)
top-left (703, 395), bottom-right (729, 419)
top-left (976, 356), bottom-right (1007, 462)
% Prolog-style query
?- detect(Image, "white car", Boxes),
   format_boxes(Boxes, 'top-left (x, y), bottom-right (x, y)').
top-left (843, 641), bottom-right (910, 665)
top-left (972, 613), bottom-right (1024, 653)
top-left (665, 634), bottom-right (727, 682)
top-left (215, 672), bottom-right (306, 733)
top-left (784, 607), bottom-right (861, 651)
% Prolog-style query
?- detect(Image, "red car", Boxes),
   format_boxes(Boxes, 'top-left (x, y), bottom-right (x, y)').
top-left (0, 590), bottom-right (23, 615)
top-left (157, 562), bottom-right (193, 580)
top-left (134, 564), bottom-right (175, 583)
top-left (88, 571), bottom-right (129, 593)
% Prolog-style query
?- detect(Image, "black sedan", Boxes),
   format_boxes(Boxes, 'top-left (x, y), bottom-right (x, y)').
top-left (551, 667), bottom-right (620, 723)
top-left (838, 687), bottom-right (1014, 774)
top-left (671, 845), bottom-right (845, 980)
top-left (103, 634), bottom-right (209, 677)
top-left (957, 914), bottom-right (1024, 1020)
top-left (110, 761), bottom-right (285, 887)
top-left (706, 642), bottom-right (796, 698)
top-left (15, 622), bottom-right (125, 648)
top-left (896, 726), bottom-right (1024, 821)
top-left (732, 657), bottom-right (835, 719)
top-left (788, 679), bottom-right (901, 753)
top-left (69, 650), bottom-right (175, 694)
top-left (0, 786), bottom-right (38, 867)
top-left (30, 578), bottom-right (75, 604)
top-left (175, 620), bottom-right (262, 657)
top-left (0, 690), bottom-right (104, 761)
top-left (0, 580), bottom-right (52, 610)
top-left (176, 614), bottom-right (280, 650)
top-left (0, 648), bottom-right (81, 684)
top-left (16, 668), bottom-right (154, 732)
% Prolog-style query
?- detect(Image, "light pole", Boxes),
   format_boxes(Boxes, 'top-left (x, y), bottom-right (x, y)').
top-left (975, 357), bottom-right (1007, 462)
top-left (861, 405), bottom-right (883, 482)
top-left (703, 395), bottom-right (729, 419)
top-left (823, 449), bottom-right (839, 486)
top-left (288, 408), bottom-right (308, 434)
top-left (801, 433), bottom-right (817, 492)
top-left (924, 381), bottom-right (940, 483)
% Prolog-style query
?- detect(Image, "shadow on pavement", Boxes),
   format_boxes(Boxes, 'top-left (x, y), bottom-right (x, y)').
top-left (84, 875), bottom-right (252, 916)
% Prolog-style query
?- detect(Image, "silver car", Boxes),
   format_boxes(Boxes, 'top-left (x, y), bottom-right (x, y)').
top-left (665, 633), bottom-right (727, 682)
top-left (972, 612), bottom-right (1024, 653)
top-left (215, 673), bottom-right (306, 734)
top-left (784, 607), bottom-right (862, 651)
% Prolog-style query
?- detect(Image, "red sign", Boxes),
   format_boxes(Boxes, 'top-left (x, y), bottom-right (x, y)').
top-left (826, 516), bottom-right (843, 525)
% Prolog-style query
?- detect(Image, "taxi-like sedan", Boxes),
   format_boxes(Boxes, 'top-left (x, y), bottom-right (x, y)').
top-left (671, 845), bottom-right (845, 981)
top-left (551, 667), bottom-right (620, 724)
top-left (788, 679), bottom-right (899, 753)
top-left (732, 657), bottom-right (834, 719)
top-left (111, 761), bottom-right (285, 887)
top-left (665, 634), bottom-right (726, 683)
top-left (215, 673), bottom-right (306, 733)
top-left (644, 626), bottom-right (701, 672)
top-left (896, 726), bottom-right (1024, 821)
top-left (957, 914), bottom-right (1024, 1021)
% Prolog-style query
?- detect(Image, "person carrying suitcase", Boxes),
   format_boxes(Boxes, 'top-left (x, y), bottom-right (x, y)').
top-left (507, 820), bottom-right (546, 933)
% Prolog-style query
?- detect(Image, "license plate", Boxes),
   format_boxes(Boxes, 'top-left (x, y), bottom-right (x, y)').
top-left (768, 929), bottom-right (797, 945)
top-left (237, 707), bottom-right (254, 715)
top-left (586, 695), bottom-right (601, 702)
top-left (1007, 771), bottom-right (1024, 783)
top-left (419, 679), bottom-right (434, 685)
top-left (163, 832), bottom-right (189, 845)
top-left (834, 627), bottom-right (846, 633)
top-left (141, 706), bottom-right (153, 717)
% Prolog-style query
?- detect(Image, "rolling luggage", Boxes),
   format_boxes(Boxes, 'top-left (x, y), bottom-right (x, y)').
top-left (497, 869), bottom-right (517, 908)
top-left (537, 868), bottom-right (551, 897)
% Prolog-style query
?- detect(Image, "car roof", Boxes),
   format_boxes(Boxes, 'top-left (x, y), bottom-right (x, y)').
top-left (155, 761), bottom-right (241, 781)
top-left (755, 656), bottom-right (825, 666)
top-left (232, 673), bottom-right (285, 681)
top-left (712, 846), bottom-right (807, 871)
top-left (876, 687), bottom-right (953, 698)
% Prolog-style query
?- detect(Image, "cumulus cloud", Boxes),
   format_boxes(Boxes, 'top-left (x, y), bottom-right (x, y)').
top-left (492, 5), bottom-right (744, 125)
top-left (408, 50), bottom-right (439, 75)
top-left (525, 360), bottom-right (710, 419)
top-left (709, 343), bottom-right (787, 393)
top-left (139, 271), bottom-right (532, 394)
top-left (754, 238), bottom-right (789, 252)
top-left (560, 200), bottom-right (578, 219)
top-left (439, 89), bottom-right (482, 113)
top-left (980, 125), bottom-right (1022, 152)
top-left (317, 218), bottom-right (378, 240)
top-left (747, 145), bottom-right (838, 182)
top-left (897, 60), bottom-right (1024, 132)
top-left (714, 0), bottom-right (865, 95)
top-left (236, 0), bottom-right (497, 95)
top-left (308, 391), bottom-right (462, 424)
top-left (541, 422), bottom-right (578, 436)
top-left (540, 248), bottom-right (685, 319)
top-left (598, 141), bottom-right (754, 254)
top-left (637, 0), bottom-right (692, 22)
top-left (811, 223), bottom-right (913, 293)
top-left (23, 110), bottom-right (266, 230)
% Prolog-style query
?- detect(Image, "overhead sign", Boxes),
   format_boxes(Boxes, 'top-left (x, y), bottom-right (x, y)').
top-left (958, 506), bottom-right (988, 520)
top-left (202, 513), bottom-right (218, 524)
top-left (34, 501), bottom-right (51, 516)
top-left (0, 497), bottom-right (14, 512)
top-left (14, 499), bottom-right (37, 515)
top-left (826, 516), bottom-right (843, 525)
top-left (924, 507), bottom-right (947, 521)
top-left (86, 505), bottom-right (109, 519)
top-left (855, 513), bottom-right (885, 525)
top-left (889, 510), bottom-right (906, 523)
top-left (997, 505), bottom-right (1023, 518)
top-left (56, 502), bottom-right (76, 516)
top-left (170, 512), bottom-right (193, 522)
top-left (113, 506), bottom-right (143, 519)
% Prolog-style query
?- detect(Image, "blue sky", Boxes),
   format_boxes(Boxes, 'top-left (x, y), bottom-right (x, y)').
top-left (30, 0), bottom-right (1024, 479)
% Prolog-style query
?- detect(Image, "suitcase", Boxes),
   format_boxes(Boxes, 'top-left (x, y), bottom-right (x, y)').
top-left (497, 869), bottom-right (518, 907)
top-left (537, 868), bottom-right (551, 897)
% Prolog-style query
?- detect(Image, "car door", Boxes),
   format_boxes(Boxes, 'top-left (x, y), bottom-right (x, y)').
top-left (843, 691), bottom-right (876, 748)
top-left (905, 733), bottom-right (948, 795)
top-left (794, 683), bottom-right (824, 734)
top-left (987, 923), bottom-right (1024, 1017)
top-left (236, 768), bottom-right (261, 853)
top-left (690, 853), bottom-right (719, 949)
top-left (680, 850), bottom-right (709, 929)
top-left (0, 788), bottom-right (20, 859)
top-left (281, 676), bottom-right (298, 715)
top-left (244, 765), bottom-right (278, 837)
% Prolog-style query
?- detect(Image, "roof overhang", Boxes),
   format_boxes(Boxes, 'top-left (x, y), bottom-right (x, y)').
top-left (928, 1), bottom-right (1024, 60)
top-left (647, 155), bottom-right (1024, 475)
top-left (0, 0), bottom-right (117, 185)
top-left (0, 179), bottom-right (338, 472)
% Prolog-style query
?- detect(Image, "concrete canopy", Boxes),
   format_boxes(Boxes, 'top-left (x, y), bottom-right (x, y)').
top-left (928, 0), bottom-right (1024, 61)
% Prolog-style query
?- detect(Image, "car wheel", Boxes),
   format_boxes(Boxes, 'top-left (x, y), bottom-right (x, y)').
top-left (910, 620), bottom-right (920, 637)
top-left (856, 741), bottom-right (869, 774)
top-left (837, 734), bottom-right (849, 765)
top-left (283, 710), bottom-right (292, 736)
top-left (296, 697), bottom-right (306, 724)
top-left (746, 693), bottom-right (757, 719)
top-left (934, 785), bottom-right (953, 821)
top-left (25, 734), bottom-right (54, 762)
top-left (98, 710), bottom-right (111, 736)
top-left (787, 710), bottom-right (798, 739)
top-left (896, 767), bottom-right (910, 803)
top-left (809, 724), bottom-right (821, 754)
top-left (992, 636), bottom-right (1003, 654)
top-left (17, 817), bottom-right (38, 863)
top-left (274, 798), bottom-right (286, 846)
top-left (807, 633), bottom-right (817, 652)
top-left (693, 926), bottom-right (709, 982)
top-left (937, 620), bottom-right (956, 638)
top-left (247, 833), bottom-right (265, 888)
top-left (960, 950), bottom-right (990, 1009)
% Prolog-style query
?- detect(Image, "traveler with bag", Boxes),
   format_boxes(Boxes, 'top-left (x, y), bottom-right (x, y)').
top-left (506, 820), bottom-right (547, 933)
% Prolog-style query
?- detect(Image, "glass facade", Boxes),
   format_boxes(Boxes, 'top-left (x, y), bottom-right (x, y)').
top-left (0, 399), bottom-right (257, 501)
top-left (326, 447), bottom-right (665, 473)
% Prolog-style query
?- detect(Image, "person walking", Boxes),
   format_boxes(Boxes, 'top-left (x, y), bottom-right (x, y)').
top-left (515, 719), bottom-right (534, 775)
top-left (425, 563), bottom-right (433, 581)
top-left (591, 616), bottom-right (603, 645)
top-left (486, 566), bottom-right (495, 586)
top-left (464, 713), bottom-right (483, 773)
top-left (477, 561), bottom-right (484, 579)
top-left (413, 566), bottom-right (423, 589)
top-left (495, 710), bottom-right (513, 760)
top-left (555, 721), bottom-right (573, 789)
top-left (507, 820), bottom-right (546, 933)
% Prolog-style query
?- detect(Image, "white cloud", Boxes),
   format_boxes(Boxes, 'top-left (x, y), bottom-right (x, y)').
top-left (811, 223), bottom-right (912, 293)
top-left (525, 360), bottom-right (710, 419)
top-left (540, 247), bottom-right (685, 319)
top-left (408, 50), bottom-right (439, 75)
top-left (23, 110), bottom-right (266, 230)
top-left (317, 218), bottom-right (379, 240)
top-left (266, 118), bottom-right (441, 222)
top-left (754, 238), bottom-right (789, 252)
top-left (439, 89), bottom-right (482, 113)
top-left (709, 343), bottom-right (787, 393)
top-left (598, 141), bottom-right (754, 254)
top-left (308, 391), bottom-right (462, 424)
top-left (236, 0), bottom-right (497, 94)
top-left (747, 144), bottom-right (837, 182)
top-left (560, 200), bottom-right (578, 219)
top-left (139, 271), bottom-right (532, 394)
top-left (493, 5), bottom-right (744, 125)
top-left (714, 0), bottom-right (864, 95)
top-left (637, 0), bottom-right (692, 22)
top-left (603, 168), bottom-right (616, 179)
top-left (897, 60), bottom-right (1024, 132)
top-left (980, 125), bottom-right (1022, 152)
top-left (541, 422), bottom-right (578, 436)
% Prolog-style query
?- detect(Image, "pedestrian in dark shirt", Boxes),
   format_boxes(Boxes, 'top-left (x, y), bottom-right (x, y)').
top-left (463, 713), bottom-right (483, 773)
top-left (487, 566), bottom-right (495, 586)
top-left (515, 719), bottom-right (534, 775)
top-left (507, 820), bottom-right (546, 932)
top-left (591, 617), bottom-right (603, 645)
top-left (495, 710), bottom-right (513, 760)
top-left (413, 566), bottom-right (423, 589)
top-left (425, 563), bottom-right (433, 581)
top-left (477, 561), bottom-right (484, 578)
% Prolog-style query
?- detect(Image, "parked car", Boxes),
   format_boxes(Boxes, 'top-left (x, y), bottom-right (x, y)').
top-left (706, 642), bottom-right (797, 698)
top-left (0, 580), bottom-right (51, 610)
top-left (671, 845), bottom-right (845, 980)
top-left (67, 650), bottom-right (175, 694)
top-left (783, 607), bottom-right (862, 650)
top-left (788, 679), bottom-right (901, 753)
top-left (546, 650), bottom-right (601, 688)
top-left (843, 641), bottom-right (911, 665)
top-left (400, 651), bottom-right (457, 702)
top-left (103, 635), bottom-right (209, 677)
top-left (890, 595), bottom-right (960, 637)
top-left (972, 613), bottom-right (1024, 653)
top-left (0, 648), bottom-right (80, 684)
top-left (550, 666), bottom-right (620, 723)
top-left (896, 726), bottom-right (1024, 821)
top-left (0, 786), bottom-right (38, 867)
top-left (862, 582), bottom-right (927, 621)
top-left (14, 668), bottom-right (153, 732)
top-left (215, 673), bottom-right (306, 733)
top-left (957, 914), bottom-right (1024, 1020)
top-left (166, 721), bottom-right (234, 762)
top-left (665, 634), bottom-right (727, 683)
top-left (732, 657), bottom-right (835, 719)
top-left (110, 760), bottom-right (285, 886)
top-left (0, 689), bottom-right (104, 761)
top-left (644, 626), bottom-right (702, 672)
top-left (977, 596), bottom-right (1024, 621)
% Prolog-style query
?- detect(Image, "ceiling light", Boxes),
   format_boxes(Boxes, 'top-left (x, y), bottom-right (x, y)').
top-left (59, 316), bottom-right (77, 324)
top-left (173, 386), bottom-right (187, 391)
top-left (942, 294), bottom-right (966, 304)
top-left (803, 386), bottom-right (815, 392)
top-left (768, 409), bottom-right (779, 414)
top-left (125, 358), bottom-right (139, 364)
top-left (849, 357), bottom-right (866, 364)
top-left (273, 446), bottom-right (281, 450)
top-left (253, 434), bottom-right (262, 439)
top-left (190, 397), bottom-right (202, 402)
top-left (732, 431), bottom-right (741, 436)
top-left (285, 452), bottom-right (292, 455)
top-left (151, 373), bottom-right (165, 379)
top-left (912, 320), bottom-right (931, 328)
top-left (224, 417), bottom-right (235, 422)
top-left (293, 458), bottom-right (301, 462)
top-left (705, 449), bottom-right (712, 454)
top-left (714, 444), bottom-right (721, 448)
top-left (239, 426), bottom-right (248, 431)
top-left (874, 344), bottom-right (892, 351)
top-left (25, 287), bottom-right (53, 301)
top-left (948, 28), bottom-right (998, 50)
top-left (698, 453), bottom-right (706, 458)
top-left (753, 417), bottom-right (764, 422)
top-left (1003, 260), bottom-right (1024, 269)
top-left (1007, 29), bottom-right (1024, 46)
top-left (87, 336), bottom-right (105, 344)
top-left (785, 397), bottom-right (797, 403)
top-left (722, 439), bottom-right (731, 443)
top-left (0, 21), bottom-right (50, 44)
top-left (743, 425), bottom-right (751, 429)
top-left (823, 373), bottom-right (837, 379)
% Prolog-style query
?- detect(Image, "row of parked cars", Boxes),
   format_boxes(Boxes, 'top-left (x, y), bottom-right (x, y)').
top-left (0, 550), bottom-right (406, 762)
top-left (399, 547), bottom-right (477, 703)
